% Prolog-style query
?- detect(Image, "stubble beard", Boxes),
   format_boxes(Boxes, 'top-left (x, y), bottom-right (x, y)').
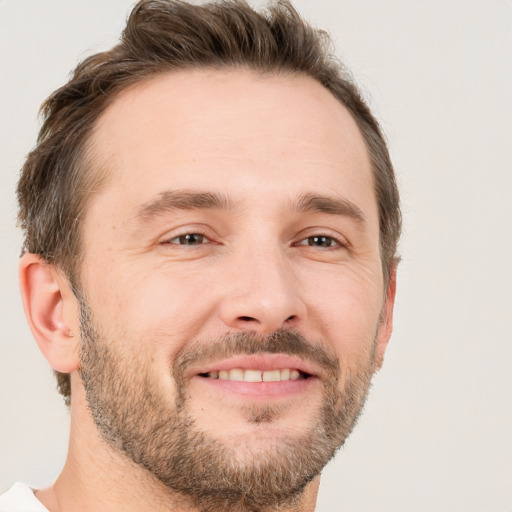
top-left (78, 298), bottom-right (376, 512)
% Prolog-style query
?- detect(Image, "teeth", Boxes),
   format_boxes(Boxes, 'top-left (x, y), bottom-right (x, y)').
top-left (229, 369), bottom-right (244, 381)
top-left (206, 368), bottom-right (304, 382)
top-left (262, 370), bottom-right (281, 382)
top-left (280, 368), bottom-right (290, 381)
top-left (244, 369), bottom-right (262, 382)
top-left (290, 369), bottom-right (300, 380)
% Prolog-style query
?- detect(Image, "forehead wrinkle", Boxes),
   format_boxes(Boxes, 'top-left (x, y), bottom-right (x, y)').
top-left (136, 189), bottom-right (239, 224)
top-left (295, 192), bottom-right (366, 225)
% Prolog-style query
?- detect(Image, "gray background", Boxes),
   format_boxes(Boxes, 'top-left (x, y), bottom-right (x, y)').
top-left (1, 0), bottom-right (511, 510)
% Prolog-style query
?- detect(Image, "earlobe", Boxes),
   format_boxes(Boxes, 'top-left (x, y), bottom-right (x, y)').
top-left (373, 263), bottom-right (398, 372)
top-left (19, 253), bottom-right (80, 373)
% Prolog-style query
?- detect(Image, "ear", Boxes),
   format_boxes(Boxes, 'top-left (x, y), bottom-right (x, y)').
top-left (19, 253), bottom-right (80, 373)
top-left (373, 263), bottom-right (398, 372)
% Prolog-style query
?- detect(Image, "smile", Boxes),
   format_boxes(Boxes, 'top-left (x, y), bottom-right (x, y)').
top-left (199, 368), bottom-right (308, 382)
top-left (191, 356), bottom-right (320, 398)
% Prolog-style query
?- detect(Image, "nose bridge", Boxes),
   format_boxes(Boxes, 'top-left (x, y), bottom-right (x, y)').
top-left (248, 243), bottom-right (295, 306)
top-left (218, 235), bottom-right (306, 333)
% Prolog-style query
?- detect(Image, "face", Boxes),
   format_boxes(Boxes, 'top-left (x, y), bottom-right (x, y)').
top-left (76, 69), bottom-right (393, 510)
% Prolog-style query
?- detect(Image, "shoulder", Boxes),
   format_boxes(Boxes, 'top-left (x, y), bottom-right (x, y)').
top-left (0, 483), bottom-right (49, 512)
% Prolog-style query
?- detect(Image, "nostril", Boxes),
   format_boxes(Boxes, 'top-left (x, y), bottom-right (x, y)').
top-left (239, 316), bottom-right (257, 322)
top-left (237, 314), bottom-right (297, 324)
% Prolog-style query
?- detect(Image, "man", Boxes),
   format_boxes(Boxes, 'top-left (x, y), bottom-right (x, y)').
top-left (2, 0), bottom-right (400, 510)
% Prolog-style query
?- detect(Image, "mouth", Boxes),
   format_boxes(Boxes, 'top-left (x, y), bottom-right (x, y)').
top-left (198, 368), bottom-right (309, 382)
top-left (190, 354), bottom-right (318, 398)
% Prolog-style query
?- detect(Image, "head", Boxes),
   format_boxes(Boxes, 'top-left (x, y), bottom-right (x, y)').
top-left (18, 1), bottom-right (400, 510)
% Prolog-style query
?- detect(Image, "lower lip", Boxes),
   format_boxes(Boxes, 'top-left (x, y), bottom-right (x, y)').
top-left (193, 375), bottom-right (316, 398)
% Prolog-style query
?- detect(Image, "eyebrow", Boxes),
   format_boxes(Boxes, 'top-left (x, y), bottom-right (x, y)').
top-left (136, 189), bottom-right (366, 225)
top-left (296, 193), bottom-right (366, 224)
top-left (137, 190), bottom-right (236, 223)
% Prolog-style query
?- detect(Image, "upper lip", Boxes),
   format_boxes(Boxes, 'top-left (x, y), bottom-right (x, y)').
top-left (190, 354), bottom-right (321, 378)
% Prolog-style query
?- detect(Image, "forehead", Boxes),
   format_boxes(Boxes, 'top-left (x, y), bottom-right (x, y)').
top-left (87, 68), bottom-right (376, 222)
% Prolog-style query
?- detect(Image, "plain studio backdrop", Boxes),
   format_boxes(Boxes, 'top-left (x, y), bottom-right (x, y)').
top-left (1, 1), bottom-right (511, 510)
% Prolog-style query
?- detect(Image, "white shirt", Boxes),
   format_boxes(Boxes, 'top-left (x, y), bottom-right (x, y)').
top-left (0, 483), bottom-right (48, 512)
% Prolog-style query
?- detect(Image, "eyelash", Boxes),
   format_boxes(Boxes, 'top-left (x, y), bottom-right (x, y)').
top-left (295, 234), bottom-right (347, 249)
top-left (161, 231), bottom-right (347, 250)
top-left (163, 232), bottom-right (212, 246)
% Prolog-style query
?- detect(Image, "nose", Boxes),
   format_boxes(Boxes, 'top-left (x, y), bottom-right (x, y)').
top-left (218, 247), bottom-right (307, 334)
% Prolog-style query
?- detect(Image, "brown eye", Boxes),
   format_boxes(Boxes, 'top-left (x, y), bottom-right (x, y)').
top-left (169, 233), bottom-right (207, 245)
top-left (300, 235), bottom-right (339, 248)
top-left (311, 236), bottom-right (334, 247)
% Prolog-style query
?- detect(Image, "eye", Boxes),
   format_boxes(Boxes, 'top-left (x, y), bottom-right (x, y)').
top-left (297, 235), bottom-right (343, 248)
top-left (167, 233), bottom-right (209, 246)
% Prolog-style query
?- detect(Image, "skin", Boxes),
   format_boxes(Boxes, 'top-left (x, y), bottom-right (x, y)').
top-left (19, 69), bottom-right (396, 512)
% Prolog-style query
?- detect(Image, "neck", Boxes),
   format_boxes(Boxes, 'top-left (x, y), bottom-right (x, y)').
top-left (35, 388), bottom-right (320, 512)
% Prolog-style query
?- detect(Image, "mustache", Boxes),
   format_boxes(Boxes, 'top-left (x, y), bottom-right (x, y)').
top-left (172, 329), bottom-right (340, 381)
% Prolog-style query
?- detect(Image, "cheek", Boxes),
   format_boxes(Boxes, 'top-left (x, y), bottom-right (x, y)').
top-left (301, 262), bottom-right (384, 363)
top-left (85, 261), bottom-right (219, 359)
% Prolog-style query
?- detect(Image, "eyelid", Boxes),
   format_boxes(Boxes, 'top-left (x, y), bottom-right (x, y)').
top-left (158, 225), bottom-right (215, 245)
top-left (169, 233), bottom-right (210, 245)
top-left (294, 228), bottom-right (350, 249)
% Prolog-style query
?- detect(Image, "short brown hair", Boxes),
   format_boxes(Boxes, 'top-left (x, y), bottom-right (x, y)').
top-left (17, 0), bottom-right (401, 403)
